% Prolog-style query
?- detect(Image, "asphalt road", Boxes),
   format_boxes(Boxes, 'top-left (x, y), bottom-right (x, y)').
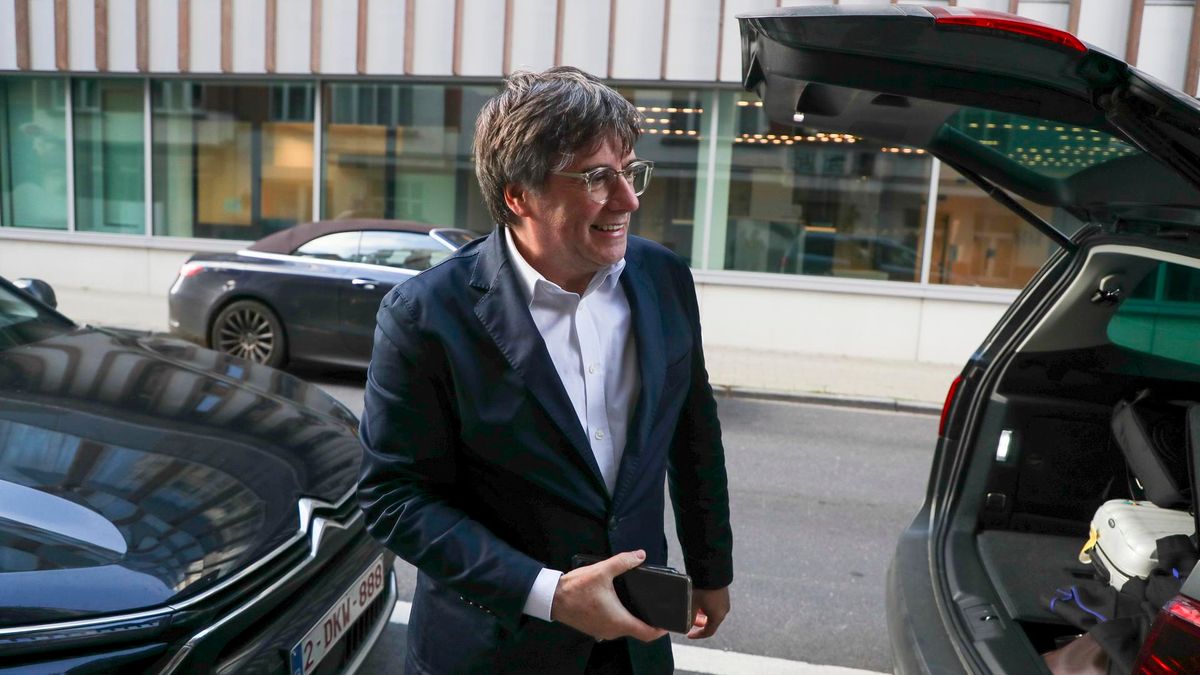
top-left (301, 367), bottom-right (938, 673)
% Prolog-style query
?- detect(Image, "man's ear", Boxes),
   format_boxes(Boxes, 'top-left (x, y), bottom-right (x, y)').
top-left (504, 183), bottom-right (535, 219)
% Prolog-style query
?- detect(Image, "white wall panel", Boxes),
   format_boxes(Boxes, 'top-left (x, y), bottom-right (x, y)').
top-left (1077, 0), bottom-right (1132, 56)
top-left (233, 0), bottom-right (266, 72)
top-left (68, 0), bottom-right (96, 70)
top-left (1137, 3), bottom-right (1192, 88)
top-left (1017, 0), bottom-right (1070, 29)
top-left (954, 0), bottom-right (1009, 10)
top-left (365, 0), bottom-right (407, 74)
top-left (189, 0), bottom-right (221, 72)
top-left (458, 0), bottom-right (502, 76)
top-left (665, 0), bottom-right (719, 81)
top-left (916, 300), bottom-right (1006, 364)
top-left (0, 0), bottom-right (18, 70)
top-left (29, 0), bottom-right (56, 71)
top-left (411, 0), bottom-right (454, 75)
top-left (319, 0), bottom-right (357, 73)
top-left (274, 0), bottom-right (311, 74)
top-left (720, 0), bottom-right (765, 82)
top-left (611, 0), bottom-right (663, 79)
top-left (560, 0), bottom-right (609, 78)
top-left (510, 0), bottom-right (555, 73)
top-left (148, 0), bottom-right (178, 71)
top-left (107, 0), bottom-right (137, 71)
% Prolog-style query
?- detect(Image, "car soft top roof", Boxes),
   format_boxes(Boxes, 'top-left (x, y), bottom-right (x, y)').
top-left (248, 219), bottom-right (440, 255)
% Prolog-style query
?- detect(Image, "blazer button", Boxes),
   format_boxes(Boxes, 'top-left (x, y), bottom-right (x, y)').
top-left (608, 517), bottom-right (619, 531)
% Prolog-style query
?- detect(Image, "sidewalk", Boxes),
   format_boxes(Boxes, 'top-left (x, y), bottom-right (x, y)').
top-left (54, 288), bottom-right (958, 413)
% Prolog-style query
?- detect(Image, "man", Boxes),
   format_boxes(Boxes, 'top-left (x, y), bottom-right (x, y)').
top-left (358, 66), bottom-right (733, 674)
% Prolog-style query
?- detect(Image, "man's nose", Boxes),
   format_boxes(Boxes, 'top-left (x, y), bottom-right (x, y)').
top-left (606, 176), bottom-right (640, 212)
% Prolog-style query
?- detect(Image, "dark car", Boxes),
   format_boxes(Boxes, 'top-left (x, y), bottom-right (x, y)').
top-left (0, 276), bottom-right (395, 673)
top-left (741, 6), bottom-right (1200, 673)
top-left (169, 220), bottom-right (477, 368)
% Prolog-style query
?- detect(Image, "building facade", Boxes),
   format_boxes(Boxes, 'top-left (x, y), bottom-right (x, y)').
top-left (1, 0), bottom-right (1198, 364)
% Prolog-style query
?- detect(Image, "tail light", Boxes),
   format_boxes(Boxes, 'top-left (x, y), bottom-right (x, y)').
top-left (939, 375), bottom-right (963, 437)
top-left (178, 262), bottom-right (205, 279)
top-left (1135, 595), bottom-right (1200, 673)
top-left (925, 7), bottom-right (1087, 53)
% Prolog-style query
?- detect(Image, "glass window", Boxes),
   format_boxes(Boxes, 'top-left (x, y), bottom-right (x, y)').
top-left (723, 94), bottom-right (930, 281)
top-left (1108, 261), bottom-right (1200, 366)
top-left (322, 83), bottom-right (495, 232)
top-left (358, 231), bottom-right (452, 271)
top-left (929, 164), bottom-right (1080, 288)
top-left (616, 87), bottom-right (707, 263)
top-left (0, 78), bottom-right (68, 230)
top-left (152, 81), bottom-right (314, 240)
top-left (292, 231), bottom-right (361, 262)
top-left (73, 79), bottom-right (144, 234)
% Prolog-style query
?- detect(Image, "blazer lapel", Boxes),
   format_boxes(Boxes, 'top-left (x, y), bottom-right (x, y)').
top-left (612, 250), bottom-right (666, 504)
top-left (470, 229), bottom-right (609, 497)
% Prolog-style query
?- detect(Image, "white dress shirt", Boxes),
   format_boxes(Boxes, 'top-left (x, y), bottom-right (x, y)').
top-left (504, 227), bottom-right (640, 622)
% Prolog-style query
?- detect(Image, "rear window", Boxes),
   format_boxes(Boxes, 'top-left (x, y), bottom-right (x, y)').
top-left (1107, 261), bottom-right (1200, 366)
top-left (945, 108), bottom-right (1142, 180)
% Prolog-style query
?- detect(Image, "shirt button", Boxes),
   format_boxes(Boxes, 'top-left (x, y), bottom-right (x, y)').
top-left (588, 364), bottom-right (598, 374)
top-left (594, 429), bottom-right (605, 440)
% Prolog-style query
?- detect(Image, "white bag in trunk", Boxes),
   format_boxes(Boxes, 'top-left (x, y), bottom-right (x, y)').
top-left (1079, 499), bottom-right (1194, 591)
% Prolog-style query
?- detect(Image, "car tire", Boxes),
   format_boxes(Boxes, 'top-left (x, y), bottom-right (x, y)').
top-left (209, 299), bottom-right (287, 368)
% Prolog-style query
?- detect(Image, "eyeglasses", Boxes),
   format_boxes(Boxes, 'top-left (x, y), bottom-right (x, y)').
top-left (551, 160), bottom-right (654, 205)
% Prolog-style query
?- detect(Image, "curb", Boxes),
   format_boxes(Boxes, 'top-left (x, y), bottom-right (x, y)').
top-left (712, 385), bottom-right (942, 416)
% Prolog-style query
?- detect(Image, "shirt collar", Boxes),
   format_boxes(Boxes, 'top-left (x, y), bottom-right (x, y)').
top-left (503, 226), bottom-right (626, 305)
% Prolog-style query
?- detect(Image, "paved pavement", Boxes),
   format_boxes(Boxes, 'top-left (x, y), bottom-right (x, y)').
top-left (52, 287), bottom-right (961, 411)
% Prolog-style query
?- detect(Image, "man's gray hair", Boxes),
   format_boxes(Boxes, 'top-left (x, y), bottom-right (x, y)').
top-left (473, 66), bottom-right (641, 227)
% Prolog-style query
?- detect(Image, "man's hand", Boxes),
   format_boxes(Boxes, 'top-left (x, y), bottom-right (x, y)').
top-left (550, 550), bottom-right (669, 643)
top-left (687, 586), bottom-right (730, 639)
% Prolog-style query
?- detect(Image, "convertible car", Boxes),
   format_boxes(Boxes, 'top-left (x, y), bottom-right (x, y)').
top-left (740, 5), bottom-right (1200, 674)
top-left (1, 276), bottom-right (394, 673)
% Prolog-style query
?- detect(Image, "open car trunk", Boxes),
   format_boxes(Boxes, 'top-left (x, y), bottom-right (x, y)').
top-left (738, 6), bottom-right (1200, 673)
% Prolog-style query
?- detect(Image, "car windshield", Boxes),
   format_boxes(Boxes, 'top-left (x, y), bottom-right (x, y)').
top-left (0, 282), bottom-right (74, 350)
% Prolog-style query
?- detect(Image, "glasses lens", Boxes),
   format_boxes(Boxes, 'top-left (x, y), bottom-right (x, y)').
top-left (628, 163), bottom-right (652, 196)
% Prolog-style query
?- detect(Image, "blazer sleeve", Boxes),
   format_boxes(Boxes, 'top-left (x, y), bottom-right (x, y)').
top-left (666, 260), bottom-right (734, 591)
top-left (357, 287), bottom-right (543, 628)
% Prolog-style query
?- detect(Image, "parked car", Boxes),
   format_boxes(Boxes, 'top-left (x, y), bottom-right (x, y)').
top-left (169, 220), bottom-right (478, 368)
top-left (740, 6), bottom-right (1200, 673)
top-left (0, 275), bottom-right (395, 673)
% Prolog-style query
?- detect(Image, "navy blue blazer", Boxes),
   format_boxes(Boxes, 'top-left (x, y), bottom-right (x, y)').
top-left (358, 228), bottom-right (733, 674)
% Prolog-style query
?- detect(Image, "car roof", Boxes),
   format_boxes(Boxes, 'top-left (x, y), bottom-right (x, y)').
top-left (248, 219), bottom-right (442, 255)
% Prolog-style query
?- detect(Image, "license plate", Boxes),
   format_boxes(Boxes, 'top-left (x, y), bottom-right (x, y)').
top-left (290, 555), bottom-right (387, 675)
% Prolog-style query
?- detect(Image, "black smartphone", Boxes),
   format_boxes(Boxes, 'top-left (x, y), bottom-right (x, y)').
top-left (571, 554), bottom-right (693, 633)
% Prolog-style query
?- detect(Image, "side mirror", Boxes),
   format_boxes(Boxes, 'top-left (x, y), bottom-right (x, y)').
top-left (14, 278), bottom-right (58, 309)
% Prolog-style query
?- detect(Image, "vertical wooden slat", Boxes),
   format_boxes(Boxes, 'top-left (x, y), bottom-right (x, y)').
top-left (1126, 0), bottom-right (1145, 66)
top-left (178, 0), bottom-right (190, 71)
top-left (554, 0), bottom-right (564, 66)
top-left (136, 0), bottom-right (147, 71)
top-left (265, 0), bottom-right (276, 72)
top-left (310, 0), bottom-right (321, 72)
top-left (1066, 0), bottom-right (1081, 34)
top-left (1184, 1), bottom-right (1200, 96)
top-left (714, 0), bottom-right (725, 80)
top-left (356, 0), bottom-right (368, 73)
top-left (1008, 0), bottom-right (1018, 14)
top-left (404, 0), bottom-right (414, 74)
top-left (220, 0), bottom-right (231, 72)
top-left (606, 0), bottom-right (616, 77)
top-left (660, 0), bottom-right (670, 79)
top-left (502, 0), bottom-right (512, 75)
top-left (95, 0), bottom-right (108, 71)
top-left (54, 0), bottom-right (68, 70)
top-left (15, 0), bottom-right (29, 70)
top-left (452, 0), bottom-right (462, 74)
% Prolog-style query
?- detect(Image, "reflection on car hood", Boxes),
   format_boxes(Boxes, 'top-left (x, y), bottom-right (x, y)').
top-left (0, 328), bottom-right (363, 627)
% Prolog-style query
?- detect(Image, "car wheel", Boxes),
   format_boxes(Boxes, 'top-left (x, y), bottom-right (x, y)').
top-left (209, 299), bottom-right (287, 368)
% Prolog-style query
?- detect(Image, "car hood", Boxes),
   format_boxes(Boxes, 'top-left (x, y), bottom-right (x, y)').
top-left (739, 6), bottom-right (1200, 239)
top-left (0, 327), bottom-right (363, 627)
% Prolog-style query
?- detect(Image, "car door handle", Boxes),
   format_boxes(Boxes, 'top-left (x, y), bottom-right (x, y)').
top-left (351, 278), bottom-right (380, 290)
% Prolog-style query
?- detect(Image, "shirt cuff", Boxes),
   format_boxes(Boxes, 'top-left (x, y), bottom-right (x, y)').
top-left (521, 567), bottom-right (563, 622)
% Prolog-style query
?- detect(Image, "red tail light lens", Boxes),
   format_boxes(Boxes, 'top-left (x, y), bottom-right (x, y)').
top-left (926, 7), bottom-right (1086, 53)
top-left (1135, 595), bottom-right (1200, 673)
top-left (939, 375), bottom-right (963, 437)
top-left (178, 262), bottom-right (204, 278)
